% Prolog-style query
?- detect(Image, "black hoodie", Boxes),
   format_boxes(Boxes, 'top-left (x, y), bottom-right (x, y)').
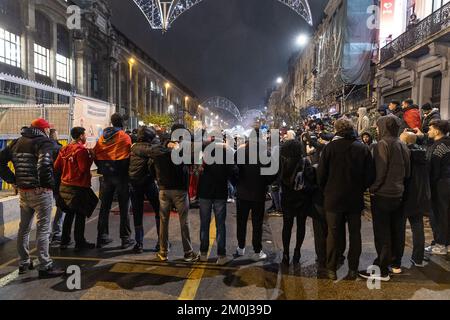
top-left (370, 116), bottom-right (411, 198)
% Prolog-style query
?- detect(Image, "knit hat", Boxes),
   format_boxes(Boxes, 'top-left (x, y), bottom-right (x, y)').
top-left (31, 118), bottom-right (52, 130)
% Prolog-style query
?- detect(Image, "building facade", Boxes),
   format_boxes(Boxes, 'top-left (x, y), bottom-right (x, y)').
top-left (0, 0), bottom-right (199, 128)
top-left (376, 0), bottom-right (450, 120)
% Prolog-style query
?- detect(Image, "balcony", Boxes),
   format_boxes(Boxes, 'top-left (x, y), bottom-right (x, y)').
top-left (380, 2), bottom-right (450, 66)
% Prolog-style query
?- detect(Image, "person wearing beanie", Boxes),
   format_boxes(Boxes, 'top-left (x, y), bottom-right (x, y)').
top-left (128, 126), bottom-right (161, 253)
top-left (0, 118), bottom-right (65, 279)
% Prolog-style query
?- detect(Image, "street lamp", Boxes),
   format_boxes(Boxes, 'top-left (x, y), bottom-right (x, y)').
top-left (276, 77), bottom-right (283, 85)
top-left (128, 57), bottom-right (136, 79)
top-left (296, 34), bottom-right (309, 47)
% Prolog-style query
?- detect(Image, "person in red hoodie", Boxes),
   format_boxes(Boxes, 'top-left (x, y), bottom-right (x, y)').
top-left (402, 99), bottom-right (422, 130)
top-left (54, 127), bottom-right (97, 251)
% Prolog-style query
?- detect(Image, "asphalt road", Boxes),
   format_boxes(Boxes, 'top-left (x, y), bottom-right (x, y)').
top-left (0, 203), bottom-right (449, 300)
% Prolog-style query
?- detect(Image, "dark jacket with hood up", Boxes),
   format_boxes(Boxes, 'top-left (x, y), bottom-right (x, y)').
top-left (370, 116), bottom-right (411, 198)
top-left (0, 127), bottom-right (55, 189)
top-left (317, 129), bottom-right (375, 213)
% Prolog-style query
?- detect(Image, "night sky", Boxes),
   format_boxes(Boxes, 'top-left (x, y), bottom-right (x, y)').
top-left (109, 0), bottom-right (328, 110)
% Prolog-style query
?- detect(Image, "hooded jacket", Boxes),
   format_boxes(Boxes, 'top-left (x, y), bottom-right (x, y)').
top-left (370, 116), bottom-right (411, 198)
top-left (403, 104), bottom-right (422, 130)
top-left (403, 144), bottom-right (431, 217)
top-left (93, 127), bottom-right (131, 177)
top-left (54, 142), bottom-right (93, 188)
top-left (0, 127), bottom-right (55, 189)
top-left (317, 129), bottom-right (375, 213)
top-left (357, 107), bottom-right (370, 135)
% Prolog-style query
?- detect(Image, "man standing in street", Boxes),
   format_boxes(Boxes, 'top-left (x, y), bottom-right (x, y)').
top-left (0, 119), bottom-right (65, 278)
top-left (359, 116), bottom-right (410, 282)
top-left (426, 120), bottom-right (450, 255)
top-left (54, 127), bottom-right (97, 251)
top-left (94, 113), bottom-right (134, 249)
top-left (148, 124), bottom-right (199, 263)
top-left (235, 129), bottom-right (276, 261)
top-left (317, 118), bottom-right (374, 281)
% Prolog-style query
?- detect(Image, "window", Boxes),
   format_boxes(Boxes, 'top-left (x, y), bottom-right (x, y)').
top-left (56, 54), bottom-right (70, 83)
top-left (0, 27), bottom-right (21, 67)
top-left (35, 89), bottom-right (54, 104)
top-left (34, 43), bottom-right (50, 76)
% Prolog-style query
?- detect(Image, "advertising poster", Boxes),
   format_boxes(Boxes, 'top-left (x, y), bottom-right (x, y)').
top-left (73, 96), bottom-right (115, 148)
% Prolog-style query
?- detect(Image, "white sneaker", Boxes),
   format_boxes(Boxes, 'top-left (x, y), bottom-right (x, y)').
top-left (410, 259), bottom-right (428, 268)
top-left (199, 252), bottom-right (208, 262)
top-left (425, 245), bottom-right (435, 253)
top-left (252, 251), bottom-right (267, 261)
top-left (216, 256), bottom-right (231, 266)
top-left (236, 247), bottom-right (245, 257)
top-left (431, 245), bottom-right (448, 255)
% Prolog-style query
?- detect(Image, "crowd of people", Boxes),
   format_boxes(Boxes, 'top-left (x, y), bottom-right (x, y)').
top-left (0, 97), bottom-right (449, 283)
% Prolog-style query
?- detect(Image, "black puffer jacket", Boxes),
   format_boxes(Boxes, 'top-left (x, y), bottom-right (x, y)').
top-left (0, 127), bottom-right (55, 189)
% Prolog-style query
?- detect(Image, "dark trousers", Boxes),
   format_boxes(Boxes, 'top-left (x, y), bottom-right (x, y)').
top-left (312, 205), bottom-right (328, 269)
top-left (282, 204), bottom-right (307, 256)
top-left (97, 175), bottom-right (131, 241)
top-left (326, 211), bottom-right (362, 272)
top-left (130, 179), bottom-right (160, 244)
top-left (199, 199), bottom-right (227, 256)
top-left (399, 215), bottom-right (425, 263)
top-left (236, 199), bottom-right (265, 253)
top-left (371, 195), bottom-right (403, 275)
top-left (61, 211), bottom-right (86, 245)
top-left (431, 179), bottom-right (450, 246)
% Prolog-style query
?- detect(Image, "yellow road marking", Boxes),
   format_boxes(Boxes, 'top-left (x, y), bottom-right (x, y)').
top-left (178, 217), bottom-right (216, 301)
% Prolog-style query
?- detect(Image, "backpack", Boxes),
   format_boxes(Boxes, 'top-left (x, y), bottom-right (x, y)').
top-left (281, 155), bottom-right (312, 192)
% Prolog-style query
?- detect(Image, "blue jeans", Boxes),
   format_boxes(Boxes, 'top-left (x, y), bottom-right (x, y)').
top-left (199, 199), bottom-right (227, 256)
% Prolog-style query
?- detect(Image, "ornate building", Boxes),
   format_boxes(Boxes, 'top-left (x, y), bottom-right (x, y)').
top-left (376, 0), bottom-right (450, 120)
top-left (0, 0), bottom-right (199, 127)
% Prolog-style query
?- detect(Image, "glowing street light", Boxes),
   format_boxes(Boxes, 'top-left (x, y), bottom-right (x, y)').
top-left (276, 77), bottom-right (283, 85)
top-left (296, 34), bottom-right (309, 47)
